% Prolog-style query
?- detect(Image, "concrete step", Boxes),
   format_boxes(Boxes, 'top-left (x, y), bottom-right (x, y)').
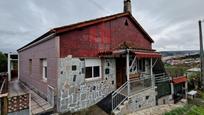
top-left (123, 100), bottom-right (128, 105)
top-left (113, 109), bottom-right (121, 115)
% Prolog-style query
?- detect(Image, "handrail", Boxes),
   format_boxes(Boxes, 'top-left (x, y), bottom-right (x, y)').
top-left (112, 81), bottom-right (128, 96)
top-left (0, 79), bottom-right (6, 94)
top-left (154, 73), bottom-right (170, 83)
top-left (112, 73), bottom-right (168, 112)
top-left (112, 80), bottom-right (129, 111)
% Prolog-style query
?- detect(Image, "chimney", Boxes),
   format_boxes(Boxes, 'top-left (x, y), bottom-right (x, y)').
top-left (124, 0), bottom-right (132, 13)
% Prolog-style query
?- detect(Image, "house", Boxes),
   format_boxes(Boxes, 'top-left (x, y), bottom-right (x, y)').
top-left (171, 76), bottom-right (188, 103)
top-left (17, 0), bottom-right (172, 114)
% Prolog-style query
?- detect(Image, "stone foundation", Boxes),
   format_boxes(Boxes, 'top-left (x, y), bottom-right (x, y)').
top-left (127, 88), bottom-right (156, 113)
top-left (57, 56), bottom-right (116, 113)
top-left (157, 95), bottom-right (173, 105)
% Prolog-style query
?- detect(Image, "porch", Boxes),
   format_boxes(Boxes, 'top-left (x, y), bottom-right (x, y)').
top-left (98, 48), bottom-right (163, 113)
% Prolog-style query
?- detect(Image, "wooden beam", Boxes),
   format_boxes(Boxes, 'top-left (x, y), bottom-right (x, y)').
top-left (1, 96), bottom-right (8, 115)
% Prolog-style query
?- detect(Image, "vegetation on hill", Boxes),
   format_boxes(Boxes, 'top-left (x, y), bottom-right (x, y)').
top-left (165, 64), bottom-right (188, 77)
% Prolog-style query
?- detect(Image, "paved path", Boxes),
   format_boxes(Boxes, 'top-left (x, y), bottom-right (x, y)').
top-left (128, 100), bottom-right (186, 115)
top-left (9, 80), bottom-right (53, 114)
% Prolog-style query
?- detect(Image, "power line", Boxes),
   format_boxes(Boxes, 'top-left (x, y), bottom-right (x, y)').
top-left (88, 0), bottom-right (112, 14)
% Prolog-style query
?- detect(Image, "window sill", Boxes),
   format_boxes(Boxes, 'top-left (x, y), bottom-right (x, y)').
top-left (42, 79), bottom-right (47, 83)
top-left (85, 77), bottom-right (102, 82)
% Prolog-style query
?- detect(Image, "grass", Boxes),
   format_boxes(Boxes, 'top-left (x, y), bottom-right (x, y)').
top-left (165, 104), bottom-right (204, 115)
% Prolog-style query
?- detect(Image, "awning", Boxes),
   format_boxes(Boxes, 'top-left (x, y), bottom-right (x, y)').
top-left (134, 52), bottom-right (161, 58)
top-left (172, 76), bottom-right (187, 84)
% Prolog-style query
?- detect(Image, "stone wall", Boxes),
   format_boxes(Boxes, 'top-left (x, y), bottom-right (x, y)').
top-left (57, 56), bottom-right (116, 113)
top-left (157, 95), bottom-right (173, 105)
top-left (127, 88), bottom-right (156, 112)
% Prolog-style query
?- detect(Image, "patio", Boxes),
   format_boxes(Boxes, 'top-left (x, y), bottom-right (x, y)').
top-left (9, 80), bottom-right (53, 114)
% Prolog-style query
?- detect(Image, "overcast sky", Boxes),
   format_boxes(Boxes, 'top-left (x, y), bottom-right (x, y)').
top-left (0, 0), bottom-right (203, 53)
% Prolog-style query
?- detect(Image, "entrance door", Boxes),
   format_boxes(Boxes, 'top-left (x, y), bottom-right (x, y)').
top-left (116, 57), bottom-right (127, 88)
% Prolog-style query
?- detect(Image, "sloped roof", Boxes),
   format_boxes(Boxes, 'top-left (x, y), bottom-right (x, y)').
top-left (172, 76), bottom-right (187, 84)
top-left (18, 12), bottom-right (154, 52)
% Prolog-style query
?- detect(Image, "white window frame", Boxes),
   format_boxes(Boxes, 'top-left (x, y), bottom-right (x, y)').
top-left (42, 59), bottom-right (47, 81)
top-left (85, 59), bottom-right (102, 81)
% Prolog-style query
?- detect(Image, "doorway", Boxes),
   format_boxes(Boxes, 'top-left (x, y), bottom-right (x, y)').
top-left (116, 57), bottom-right (127, 88)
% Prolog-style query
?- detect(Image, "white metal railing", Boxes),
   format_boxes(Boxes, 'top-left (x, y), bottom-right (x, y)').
top-left (112, 74), bottom-right (152, 111)
top-left (0, 79), bottom-right (6, 94)
top-left (154, 73), bottom-right (170, 83)
top-left (129, 75), bottom-right (152, 95)
top-left (112, 81), bottom-right (128, 111)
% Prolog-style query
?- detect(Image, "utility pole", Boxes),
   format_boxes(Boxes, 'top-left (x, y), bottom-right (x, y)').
top-left (7, 52), bottom-right (11, 81)
top-left (199, 20), bottom-right (204, 89)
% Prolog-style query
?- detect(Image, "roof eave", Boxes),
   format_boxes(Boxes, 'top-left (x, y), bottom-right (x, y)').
top-left (17, 31), bottom-right (56, 52)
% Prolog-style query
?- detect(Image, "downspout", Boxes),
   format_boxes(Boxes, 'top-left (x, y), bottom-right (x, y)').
top-left (18, 54), bottom-right (20, 80)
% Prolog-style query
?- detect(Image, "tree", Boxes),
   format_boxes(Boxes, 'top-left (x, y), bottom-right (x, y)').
top-left (188, 72), bottom-right (201, 90)
top-left (0, 52), bottom-right (7, 72)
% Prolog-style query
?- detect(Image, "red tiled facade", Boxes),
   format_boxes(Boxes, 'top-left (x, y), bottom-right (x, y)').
top-left (60, 16), bottom-right (152, 58)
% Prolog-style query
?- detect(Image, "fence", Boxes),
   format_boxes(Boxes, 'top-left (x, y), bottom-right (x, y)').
top-left (8, 93), bottom-right (31, 115)
top-left (0, 73), bottom-right (8, 95)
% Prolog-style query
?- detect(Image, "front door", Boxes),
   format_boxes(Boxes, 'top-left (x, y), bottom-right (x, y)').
top-left (116, 57), bottom-right (127, 88)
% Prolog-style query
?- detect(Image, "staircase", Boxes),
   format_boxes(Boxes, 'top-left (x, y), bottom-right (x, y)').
top-left (112, 100), bottom-right (129, 115)
top-left (97, 92), bottom-right (127, 114)
top-left (112, 81), bottom-right (129, 114)
top-left (97, 92), bottom-right (113, 113)
top-left (97, 80), bottom-right (129, 114)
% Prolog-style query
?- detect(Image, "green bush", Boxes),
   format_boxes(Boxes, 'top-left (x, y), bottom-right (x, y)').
top-left (0, 52), bottom-right (7, 72)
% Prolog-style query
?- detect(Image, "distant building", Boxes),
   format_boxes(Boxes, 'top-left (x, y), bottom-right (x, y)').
top-left (186, 67), bottom-right (200, 78)
top-left (171, 76), bottom-right (188, 103)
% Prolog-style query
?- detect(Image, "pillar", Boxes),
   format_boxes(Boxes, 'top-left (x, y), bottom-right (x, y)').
top-left (185, 81), bottom-right (188, 99)
top-left (126, 49), bottom-right (130, 95)
top-left (170, 77), bottom-right (174, 100)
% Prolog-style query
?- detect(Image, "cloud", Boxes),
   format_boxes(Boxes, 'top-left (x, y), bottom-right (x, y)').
top-left (0, 0), bottom-right (203, 53)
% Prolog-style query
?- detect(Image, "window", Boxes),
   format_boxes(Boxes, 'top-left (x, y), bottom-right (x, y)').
top-left (72, 65), bottom-right (77, 71)
top-left (93, 66), bottom-right (100, 77)
top-left (138, 59), bottom-right (145, 72)
top-left (85, 67), bottom-right (92, 78)
top-left (85, 59), bottom-right (101, 80)
top-left (29, 59), bottom-right (32, 74)
top-left (41, 59), bottom-right (47, 81)
top-left (105, 68), bottom-right (110, 75)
